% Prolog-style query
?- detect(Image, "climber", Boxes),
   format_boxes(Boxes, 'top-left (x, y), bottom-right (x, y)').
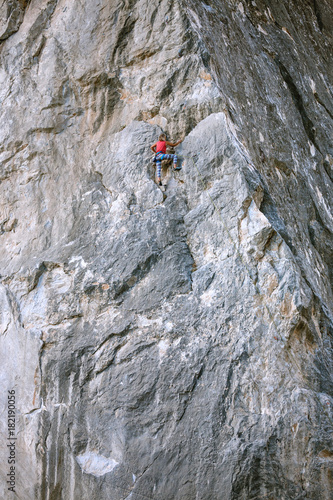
top-left (151, 134), bottom-right (183, 186)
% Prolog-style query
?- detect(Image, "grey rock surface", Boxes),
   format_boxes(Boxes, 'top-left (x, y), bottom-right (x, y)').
top-left (0, 1), bottom-right (332, 499)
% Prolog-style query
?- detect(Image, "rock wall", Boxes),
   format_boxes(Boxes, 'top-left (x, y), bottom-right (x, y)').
top-left (0, 1), bottom-right (332, 499)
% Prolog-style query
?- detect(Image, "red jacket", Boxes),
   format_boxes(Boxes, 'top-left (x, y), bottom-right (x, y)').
top-left (156, 141), bottom-right (166, 153)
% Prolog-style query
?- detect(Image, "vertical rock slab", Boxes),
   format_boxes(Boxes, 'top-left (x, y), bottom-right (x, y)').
top-left (184, 0), bottom-right (333, 313)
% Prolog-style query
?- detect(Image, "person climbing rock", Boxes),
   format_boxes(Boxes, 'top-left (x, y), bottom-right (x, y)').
top-left (151, 134), bottom-right (183, 186)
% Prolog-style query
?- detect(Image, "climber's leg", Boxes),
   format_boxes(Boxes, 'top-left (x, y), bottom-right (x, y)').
top-left (156, 160), bottom-right (162, 185)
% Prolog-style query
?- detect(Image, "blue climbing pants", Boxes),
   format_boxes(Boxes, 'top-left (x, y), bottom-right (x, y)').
top-left (155, 152), bottom-right (178, 178)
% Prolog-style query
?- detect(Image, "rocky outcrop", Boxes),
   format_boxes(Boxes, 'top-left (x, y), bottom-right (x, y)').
top-left (0, 1), bottom-right (332, 499)
top-left (0, 1), bottom-right (30, 41)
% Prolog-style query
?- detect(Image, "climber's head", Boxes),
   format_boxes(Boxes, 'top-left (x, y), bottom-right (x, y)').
top-left (159, 134), bottom-right (167, 141)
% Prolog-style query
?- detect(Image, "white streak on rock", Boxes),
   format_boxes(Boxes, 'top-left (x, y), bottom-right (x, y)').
top-left (76, 451), bottom-right (118, 477)
top-left (309, 142), bottom-right (316, 157)
top-left (69, 256), bottom-right (87, 268)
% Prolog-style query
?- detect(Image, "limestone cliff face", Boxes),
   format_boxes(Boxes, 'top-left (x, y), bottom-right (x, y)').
top-left (0, 1), bottom-right (332, 499)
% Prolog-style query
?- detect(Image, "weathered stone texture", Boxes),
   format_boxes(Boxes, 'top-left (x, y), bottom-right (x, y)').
top-left (0, 1), bottom-right (332, 499)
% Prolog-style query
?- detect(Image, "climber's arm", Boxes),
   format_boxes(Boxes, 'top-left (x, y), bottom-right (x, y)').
top-left (151, 142), bottom-right (157, 153)
top-left (166, 139), bottom-right (182, 147)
